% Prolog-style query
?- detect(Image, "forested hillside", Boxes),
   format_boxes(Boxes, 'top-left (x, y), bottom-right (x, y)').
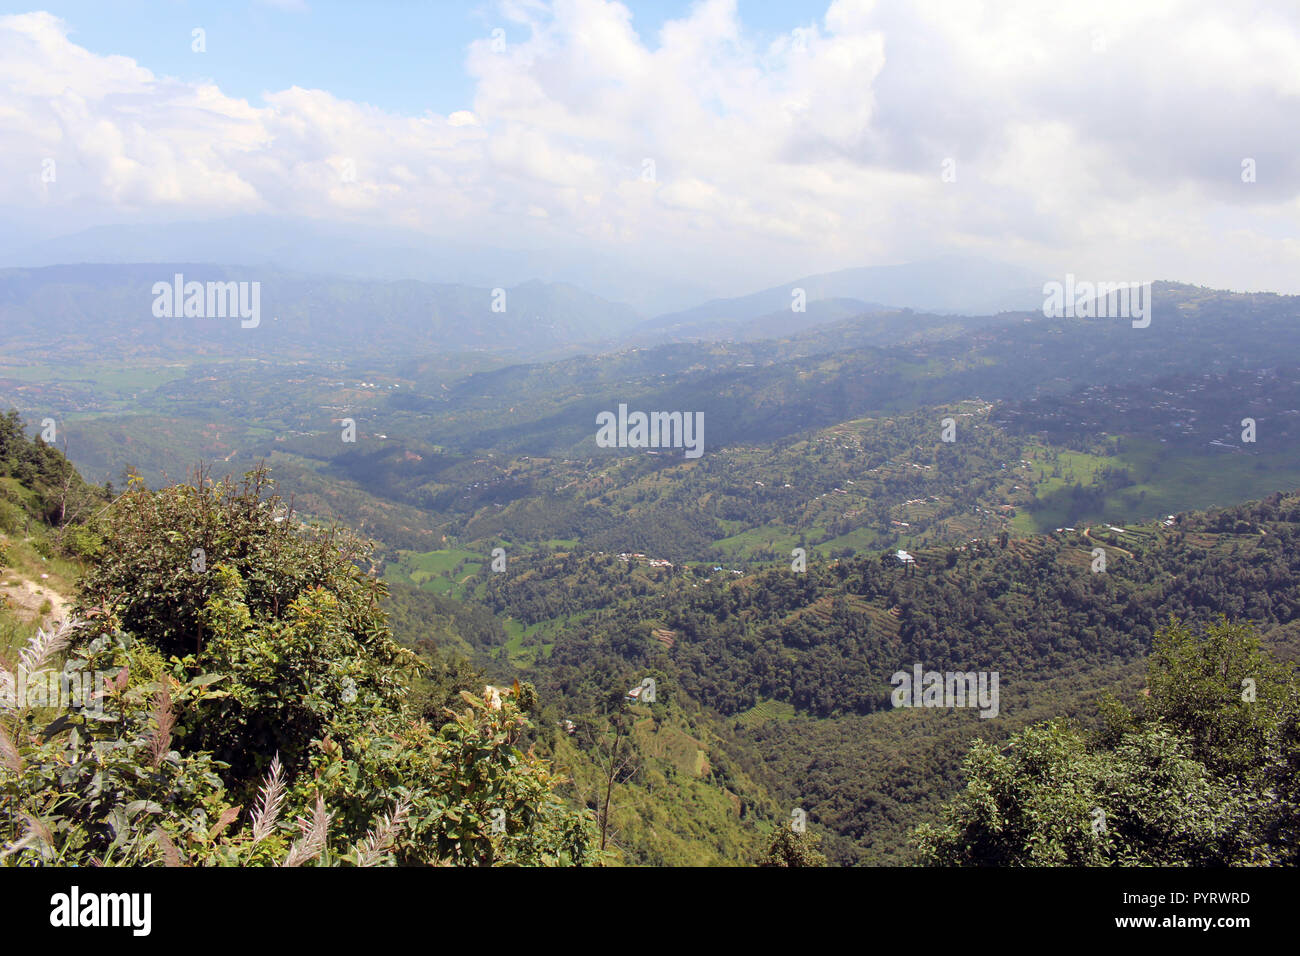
top-left (4, 282), bottom-right (1300, 867)
top-left (3, 399), bottom-right (1299, 866)
top-left (458, 490), bottom-right (1300, 863)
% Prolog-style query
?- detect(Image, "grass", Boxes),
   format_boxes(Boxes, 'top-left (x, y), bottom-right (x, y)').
top-left (734, 698), bottom-right (798, 728)
top-left (1020, 437), bottom-right (1300, 532)
top-left (1024, 444), bottom-right (1127, 496)
top-left (500, 617), bottom-right (555, 668)
top-left (0, 534), bottom-right (80, 596)
top-left (0, 607), bottom-right (40, 659)
top-left (0, 526), bottom-right (79, 657)
top-left (1102, 438), bottom-right (1300, 519)
top-left (384, 548), bottom-right (482, 595)
top-left (816, 526), bottom-right (885, 555)
top-left (1008, 511), bottom-right (1041, 535)
top-left (711, 524), bottom-right (803, 559)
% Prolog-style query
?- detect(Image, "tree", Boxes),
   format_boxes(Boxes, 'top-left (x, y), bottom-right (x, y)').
top-left (760, 825), bottom-right (827, 866)
top-left (1145, 618), bottom-right (1293, 777)
top-left (912, 619), bottom-right (1300, 866)
top-left (79, 466), bottom-right (382, 659)
top-left (576, 709), bottom-right (640, 857)
top-left (17, 464), bottom-right (601, 866)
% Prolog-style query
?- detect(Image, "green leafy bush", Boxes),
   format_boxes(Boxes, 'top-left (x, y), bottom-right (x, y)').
top-left (912, 619), bottom-right (1300, 865)
top-left (0, 500), bottom-right (20, 536)
top-left (0, 467), bottom-right (599, 866)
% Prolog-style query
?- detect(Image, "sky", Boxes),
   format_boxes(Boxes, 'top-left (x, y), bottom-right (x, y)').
top-left (1, 0), bottom-right (1298, 299)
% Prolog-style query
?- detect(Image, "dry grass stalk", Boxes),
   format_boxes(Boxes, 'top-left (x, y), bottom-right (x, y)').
top-left (17, 619), bottom-right (79, 676)
top-left (282, 795), bottom-right (332, 867)
top-left (353, 797), bottom-right (412, 867)
top-left (0, 723), bottom-right (21, 772)
top-left (250, 753), bottom-right (286, 845)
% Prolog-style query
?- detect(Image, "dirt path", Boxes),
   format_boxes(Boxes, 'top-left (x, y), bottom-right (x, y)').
top-left (0, 575), bottom-right (73, 625)
top-left (1081, 526), bottom-right (1135, 559)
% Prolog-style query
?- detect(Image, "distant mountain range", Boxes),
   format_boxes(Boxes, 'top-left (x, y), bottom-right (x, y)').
top-left (630, 255), bottom-right (1043, 343)
top-left (0, 216), bottom-right (711, 318)
top-left (0, 244), bottom-right (1052, 363)
top-left (0, 264), bottom-right (641, 362)
top-left (1, 215), bottom-right (1047, 329)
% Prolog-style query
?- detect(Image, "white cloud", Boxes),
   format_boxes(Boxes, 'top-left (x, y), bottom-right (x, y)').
top-left (1, 2), bottom-right (1298, 294)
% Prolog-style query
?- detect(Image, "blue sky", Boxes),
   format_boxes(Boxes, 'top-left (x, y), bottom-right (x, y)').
top-left (0, 1), bottom-right (828, 116)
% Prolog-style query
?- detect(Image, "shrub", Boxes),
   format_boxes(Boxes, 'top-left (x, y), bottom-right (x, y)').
top-left (25, 466), bottom-right (602, 866)
top-left (912, 619), bottom-right (1300, 866)
top-left (0, 500), bottom-right (19, 536)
